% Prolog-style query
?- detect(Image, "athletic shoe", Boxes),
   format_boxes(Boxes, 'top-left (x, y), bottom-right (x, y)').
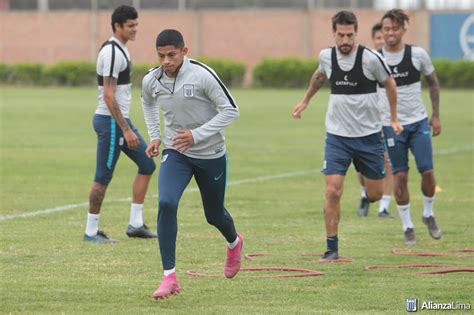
top-left (224, 233), bottom-right (243, 278)
top-left (126, 224), bottom-right (157, 238)
top-left (422, 216), bottom-right (442, 240)
top-left (378, 209), bottom-right (394, 219)
top-left (357, 197), bottom-right (370, 217)
top-left (320, 250), bottom-right (339, 261)
top-left (152, 273), bottom-right (181, 300)
top-left (404, 228), bottom-right (416, 246)
top-left (83, 230), bottom-right (118, 244)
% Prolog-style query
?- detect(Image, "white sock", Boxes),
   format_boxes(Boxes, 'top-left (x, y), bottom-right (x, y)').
top-left (397, 204), bottom-right (414, 231)
top-left (227, 235), bottom-right (239, 249)
top-left (129, 203), bottom-right (144, 228)
top-left (422, 195), bottom-right (435, 218)
top-left (164, 268), bottom-right (176, 276)
top-left (360, 186), bottom-right (367, 198)
top-left (378, 195), bottom-right (392, 213)
top-left (85, 213), bottom-right (100, 237)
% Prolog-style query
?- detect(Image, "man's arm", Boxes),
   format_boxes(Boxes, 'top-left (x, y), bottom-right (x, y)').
top-left (292, 68), bottom-right (326, 119)
top-left (141, 74), bottom-right (162, 157)
top-left (425, 71), bottom-right (441, 136)
top-left (381, 76), bottom-right (403, 135)
top-left (103, 76), bottom-right (139, 148)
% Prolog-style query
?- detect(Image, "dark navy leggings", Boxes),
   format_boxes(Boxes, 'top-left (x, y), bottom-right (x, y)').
top-left (157, 149), bottom-right (237, 270)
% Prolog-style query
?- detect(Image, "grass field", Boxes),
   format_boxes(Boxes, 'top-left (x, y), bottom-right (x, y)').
top-left (1, 87), bottom-right (473, 314)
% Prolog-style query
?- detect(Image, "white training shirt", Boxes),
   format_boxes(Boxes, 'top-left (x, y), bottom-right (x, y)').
top-left (319, 45), bottom-right (391, 137)
top-left (378, 45), bottom-right (435, 126)
top-left (141, 57), bottom-right (240, 159)
top-left (95, 36), bottom-right (132, 118)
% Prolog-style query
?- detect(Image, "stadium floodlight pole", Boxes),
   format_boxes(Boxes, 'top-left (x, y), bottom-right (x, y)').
top-left (38, 0), bottom-right (48, 11)
top-left (133, 0), bottom-right (140, 10)
top-left (179, 0), bottom-right (186, 10)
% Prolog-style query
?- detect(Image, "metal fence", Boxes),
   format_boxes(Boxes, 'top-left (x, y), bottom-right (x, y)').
top-left (7, 0), bottom-right (474, 11)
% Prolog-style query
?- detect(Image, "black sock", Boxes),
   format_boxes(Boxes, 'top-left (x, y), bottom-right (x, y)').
top-left (326, 235), bottom-right (338, 252)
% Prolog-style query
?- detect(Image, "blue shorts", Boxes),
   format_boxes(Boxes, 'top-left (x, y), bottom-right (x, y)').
top-left (93, 114), bottom-right (156, 185)
top-left (324, 132), bottom-right (386, 180)
top-left (382, 118), bottom-right (433, 174)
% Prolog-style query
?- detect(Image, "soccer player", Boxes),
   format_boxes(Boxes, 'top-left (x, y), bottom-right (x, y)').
top-left (379, 9), bottom-right (442, 246)
top-left (141, 29), bottom-right (243, 299)
top-left (356, 22), bottom-right (395, 219)
top-left (292, 11), bottom-right (402, 260)
top-left (371, 22), bottom-right (385, 51)
top-left (84, 5), bottom-right (157, 243)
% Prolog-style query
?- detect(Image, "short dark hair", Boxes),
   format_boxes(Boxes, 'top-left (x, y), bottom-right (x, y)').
top-left (156, 29), bottom-right (185, 48)
top-left (111, 5), bottom-right (138, 32)
top-left (382, 9), bottom-right (410, 27)
top-left (371, 22), bottom-right (382, 38)
top-left (332, 11), bottom-right (358, 32)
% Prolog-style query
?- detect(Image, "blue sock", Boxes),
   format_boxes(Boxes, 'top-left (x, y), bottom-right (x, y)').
top-left (326, 235), bottom-right (338, 252)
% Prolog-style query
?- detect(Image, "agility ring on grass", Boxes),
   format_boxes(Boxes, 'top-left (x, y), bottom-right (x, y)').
top-left (186, 266), bottom-right (324, 278)
top-left (365, 263), bottom-right (452, 271)
top-left (365, 264), bottom-right (474, 275)
top-left (244, 252), bottom-right (352, 263)
top-left (415, 267), bottom-right (474, 275)
top-left (392, 248), bottom-right (474, 258)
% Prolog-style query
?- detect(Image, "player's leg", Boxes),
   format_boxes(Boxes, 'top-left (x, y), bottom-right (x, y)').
top-left (356, 172), bottom-right (371, 217)
top-left (323, 174), bottom-right (345, 260)
top-left (192, 154), bottom-right (242, 278)
top-left (410, 118), bottom-right (441, 239)
top-left (353, 132), bottom-right (385, 212)
top-left (122, 120), bottom-right (157, 238)
top-left (153, 149), bottom-right (193, 299)
top-left (384, 125), bottom-right (415, 245)
top-left (322, 133), bottom-right (352, 259)
top-left (84, 114), bottom-right (121, 243)
top-left (378, 152), bottom-right (394, 218)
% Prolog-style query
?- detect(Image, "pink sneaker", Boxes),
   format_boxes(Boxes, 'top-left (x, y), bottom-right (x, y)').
top-left (224, 233), bottom-right (243, 278)
top-left (152, 273), bottom-right (181, 300)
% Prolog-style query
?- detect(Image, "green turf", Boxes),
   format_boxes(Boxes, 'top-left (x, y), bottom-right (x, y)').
top-left (1, 87), bottom-right (473, 314)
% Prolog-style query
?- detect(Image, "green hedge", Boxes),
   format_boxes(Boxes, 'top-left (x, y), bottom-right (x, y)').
top-left (432, 59), bottom-right (474, 88)
top-left (47, 61), bottom-right (97, 86)
top-left (0, 57), bottom-right (246, 88)
top-left (0, 58), bottom-right (473, 88)
top-left (253, 57), bottom-right (319, 88)
top-left (252, 57), bottom-right (474, 89)
top-left (195, 56), bottom-right (246, 87)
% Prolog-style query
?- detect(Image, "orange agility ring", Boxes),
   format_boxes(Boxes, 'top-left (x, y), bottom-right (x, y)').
top-left (186, 266), bottom-right (324, 278)
top-left (392, 248), bottom-right (474, 258)
top-left (365, 263), bottom-right (452, 271)
top-left (416, 267), bottom-right (474, 275)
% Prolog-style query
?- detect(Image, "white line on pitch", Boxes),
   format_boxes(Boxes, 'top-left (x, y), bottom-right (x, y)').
top-left (0, 169), bottom-right (319, 222)
top-left (1, 144), bottom-right (472, 222)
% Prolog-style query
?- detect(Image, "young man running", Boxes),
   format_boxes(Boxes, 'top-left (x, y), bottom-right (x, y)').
top-left (293, 11), bottom-right (402, 260)
top-left (379, 9), bottom-right (442, 246)
top-left (141, 29), bottom-right (243, 299)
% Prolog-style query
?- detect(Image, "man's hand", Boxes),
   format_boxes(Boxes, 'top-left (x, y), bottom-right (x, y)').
top-left (145, 139), bottom-right (161, 158)
top-left (430, 116), bottom-right (441, 137)
top-left (292, 101), bottom-right (309, 119)
top-left (173, 129), bottom-right (194, 152)
top-left (123, 128), bottom-right (140, 149)
top-left (391, 120), bottom-right (404, 136)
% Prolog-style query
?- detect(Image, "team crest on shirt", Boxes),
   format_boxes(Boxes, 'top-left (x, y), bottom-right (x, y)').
top-left (183, 84), bottom-right (194, 97)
